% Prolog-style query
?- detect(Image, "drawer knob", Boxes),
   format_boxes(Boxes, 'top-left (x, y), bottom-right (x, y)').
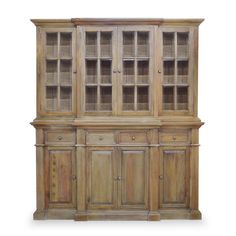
top-left (99, 136), bottom-right (103, 141)
top-left (173, 136), bottom-right (176, 140)
top-left (58, 136), bottom-right (63, 140)
top-left (132, 136), bottom-right (135, 140)
top-left (159, 175), bottom-right (163, 180)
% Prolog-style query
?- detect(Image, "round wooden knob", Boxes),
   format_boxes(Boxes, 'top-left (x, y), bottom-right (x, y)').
top-left (58, 136), bottom-right (63, 140)
top-left (132, 136), bottom-right (135, 140)
top-left (99, 136), bottom-right (103, 141)
top-left (173, 136), bottom-right (176, 140)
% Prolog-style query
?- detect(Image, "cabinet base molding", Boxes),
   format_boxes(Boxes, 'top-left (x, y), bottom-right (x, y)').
top-left (34, 209), bottom-right (201, 221)
top-left (33, 209), bottom-right (76, 220)
top-left (159, 209), bottom-right (202, 220)
top-left (75, 210), bottom-right (155, 221)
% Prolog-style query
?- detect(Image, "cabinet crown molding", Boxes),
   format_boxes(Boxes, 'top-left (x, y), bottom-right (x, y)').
top-left (31, 18), bottom-right (204, 27)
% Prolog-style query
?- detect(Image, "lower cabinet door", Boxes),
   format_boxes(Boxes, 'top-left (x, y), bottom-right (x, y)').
top-left (119, 147), bottom-right (148, 209)
top-left (87, 148), bottom-right (117, 209)
top-left (45, 147), bottom-right (76, 209)
top-left (159, 147), bottom-right (190, 208)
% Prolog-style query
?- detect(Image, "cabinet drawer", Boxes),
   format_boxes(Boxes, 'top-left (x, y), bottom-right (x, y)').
top-left (86, 132), bottom-right (115, 145)
top-left (119, 131), bottom-right (148, 144)
top-left (46, 131), bottom-right (75, 143)
top-left (159, 130), bottom-right (189, 144)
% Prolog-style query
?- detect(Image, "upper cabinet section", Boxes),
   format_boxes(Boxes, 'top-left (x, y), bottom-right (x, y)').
top-left (32, 18), bottom-right (203, 118)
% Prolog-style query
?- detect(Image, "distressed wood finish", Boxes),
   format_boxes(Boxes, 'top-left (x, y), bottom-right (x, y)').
top-left (32, 18), bottom-right (203, 221)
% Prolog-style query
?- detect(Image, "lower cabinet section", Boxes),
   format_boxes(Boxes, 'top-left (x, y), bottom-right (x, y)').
top-left (45, 147), bottom-right (76, 209)
top-left (33, 128), bottom-right (201, 221)
top-left (87, 147), bottom-right (148, 210)
top-left (159, 147), bottom-right (190, 209)
top-left (87, 148), bottom-right (117, 209)
top-left (119, 147), bottom-right (148, 209)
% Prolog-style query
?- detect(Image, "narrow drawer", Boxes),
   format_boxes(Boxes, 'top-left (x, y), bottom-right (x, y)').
top-left (46, 131), bottom-right (75, 143)
top-left (159, 130), bottom-right (189, 144)
top-left (86, 132), bottom-right (115, 145)
top-left (119, 131), bottom-right (148, 144)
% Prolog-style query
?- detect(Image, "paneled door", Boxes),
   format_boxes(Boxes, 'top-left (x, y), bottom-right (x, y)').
top-left (118, 147), bottom-right (148, 209)
top-left (117, 26), bottom-right (154, 115)
top-left (159, 147), bottom-right (190, 208)
top-left (87, 148), bottom-right (117, 209)
top-left (45, 147), bottom-right (76, 209)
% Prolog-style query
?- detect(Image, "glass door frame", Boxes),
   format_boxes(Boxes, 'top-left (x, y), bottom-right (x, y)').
top-left (117, 26), bottom-right (154, 116)
top-left (79, 26), bottom-right (118, 116)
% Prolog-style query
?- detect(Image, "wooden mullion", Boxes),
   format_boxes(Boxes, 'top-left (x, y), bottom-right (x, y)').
top-left (97, 31), bottom-right (100, 111)
top-left (174, 32), bottom-right (177, 110)
top-left (134, 31), bottom-right (138, 111)
top-left (57, 32), bottom-right (60, 111)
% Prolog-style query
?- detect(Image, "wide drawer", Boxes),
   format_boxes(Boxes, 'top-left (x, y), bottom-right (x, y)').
top-left (119, 131), bottom-right (148, 144)
top-left (46, 131), bottom-right (75, 143)
top-left (159, 130), bottom-right (189, 144)
top-left (86, 132), bottom-right (115, 145)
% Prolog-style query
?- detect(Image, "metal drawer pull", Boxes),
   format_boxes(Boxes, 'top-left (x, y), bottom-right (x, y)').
top-left (57, 136), bottom-right (63, 140)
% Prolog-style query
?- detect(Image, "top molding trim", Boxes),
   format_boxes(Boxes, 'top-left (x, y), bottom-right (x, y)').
top-left (31, 18), bottom-right (204, 27)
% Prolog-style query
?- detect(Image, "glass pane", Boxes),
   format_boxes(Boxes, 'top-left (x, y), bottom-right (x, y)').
top-left (177, 86), bottom-right (188, 110)
top-left (137, 86), bottom-right (149, 110)
top-left (101, 32), bottom-right (112, 57)
top-left (137, 60), bottom-right (149, 84)
top-left (101, 60), bottom-right (111, 84)
top-left (60, 33), bottom-right (72, 57)
top-left (86, 86), bottom-right (97, 111)
top-left (86, 32), bottom-right (97, 57)
top-left (163, 86), bottom-right (174, 110)
top-left (46, 86), bottom-right (57, 111)
top-left (177, 33), bottom-right (189, 58)
top-left (46, 33), bottom-right (58, 57)
top-left (60, 87), bottom-right (72, 111)
top-left (100, 86), bottom-right (112, 111)
top-left (123, 61), bottom-right (134, 84)
top-left (46, 60), bottom-right (57, 85)
top-left (60, 60), bottom-right (72, 85)
top-left (163, 60), bottom-right (174, 84)
top-left (123, 86), bottom-right (134, 111)
top-left (163, 33), bottom-right (174, 58)
top-left (137, 32), bottom-right (149, 57)
top-left (86, 60), bottom-right (97, 84)
top-left (177, 60), bottom-right (188, 84)
top-left (123, 32), bottom-right (135, 57)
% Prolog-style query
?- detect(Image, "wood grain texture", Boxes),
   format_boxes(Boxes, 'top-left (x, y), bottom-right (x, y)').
top-left (32, 18), bottom-right (203, 220)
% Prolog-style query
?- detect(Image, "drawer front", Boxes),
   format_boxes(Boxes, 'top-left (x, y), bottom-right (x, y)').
top-left (86, 132), bottom-right (115, 145)
top-left (46, 131), bottom-right (75, 143)
top-left (119, 131), bottom-right (148, 144)
top-left (159, 130), bottom-right (189, 144)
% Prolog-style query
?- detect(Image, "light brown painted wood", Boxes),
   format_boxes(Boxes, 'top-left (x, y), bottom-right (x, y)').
top-left (119, 147), bottom-right (148, 209)
top-left (159, 147), bottom-right (190, 208)
top-left (45, 147), bottom-right (76, 209)
top-left (87, 147), bottom-right (117, 209)
top-left (32, 18), bottom-right (203, 221)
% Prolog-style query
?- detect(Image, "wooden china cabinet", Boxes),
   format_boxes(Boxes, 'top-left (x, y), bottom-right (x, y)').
top-left (31, 18), bottom-right (204, 220)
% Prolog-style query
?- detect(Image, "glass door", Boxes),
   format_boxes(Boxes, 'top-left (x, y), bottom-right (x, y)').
top-left (118, 26), bottom-right (154, 115)
top-left (43, 29), bottom-right (75, 114)
top-left (82, 27), bottom-right (116, 114)
top-left (161, 29), bottom-right (192, 114)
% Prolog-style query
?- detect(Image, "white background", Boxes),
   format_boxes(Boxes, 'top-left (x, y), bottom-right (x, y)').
top-left (0, 0), bottom-right (235, 235)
